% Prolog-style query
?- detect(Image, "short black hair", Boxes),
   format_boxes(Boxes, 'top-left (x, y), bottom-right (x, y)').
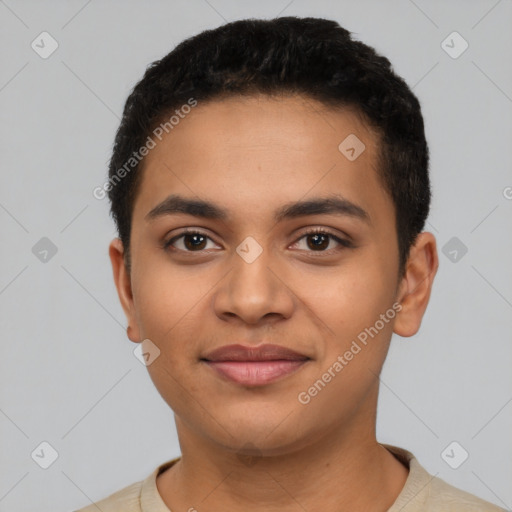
top-left (106, 16), bottom-right (430, 279)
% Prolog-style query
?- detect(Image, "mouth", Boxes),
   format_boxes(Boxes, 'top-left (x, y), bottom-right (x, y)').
top-left (201, 344), bottom-right (310, 387)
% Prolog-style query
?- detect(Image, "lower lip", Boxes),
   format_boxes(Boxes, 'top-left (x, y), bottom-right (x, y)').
top-left (204, 360), bottom-right (307, 386)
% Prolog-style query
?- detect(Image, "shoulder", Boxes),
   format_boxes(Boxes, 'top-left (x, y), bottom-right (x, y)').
top-left (73, 479), bottom-right (144, 512)
top-left (73, 457), bottom-right (179, 512)
top-left (427, 474), bottom-right (507, 511)
top-left (384, 444), bottom-right (507, 512)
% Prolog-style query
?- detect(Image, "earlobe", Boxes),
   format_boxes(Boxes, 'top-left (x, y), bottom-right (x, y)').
top-left (393, 232), bottom-right (439, 338)
top-left (109, 238), bottom-right (141, 343)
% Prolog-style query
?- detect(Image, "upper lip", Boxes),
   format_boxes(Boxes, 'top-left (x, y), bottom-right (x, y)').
top-left (202, 344), bottom-right (309, 362)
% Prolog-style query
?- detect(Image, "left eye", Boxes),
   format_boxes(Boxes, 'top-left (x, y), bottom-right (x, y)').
top-left (292, 230), bottom-right (352, 252)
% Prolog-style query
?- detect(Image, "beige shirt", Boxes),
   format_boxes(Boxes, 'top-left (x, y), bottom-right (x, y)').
top-left (74, 444), bottom-right (506, 511)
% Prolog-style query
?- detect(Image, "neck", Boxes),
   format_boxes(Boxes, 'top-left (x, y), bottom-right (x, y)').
top-left (157, 392), bottom-right (409, 511)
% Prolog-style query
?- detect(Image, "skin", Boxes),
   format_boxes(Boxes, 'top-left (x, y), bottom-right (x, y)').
top-left (110, 93), bottom-right (438, 511)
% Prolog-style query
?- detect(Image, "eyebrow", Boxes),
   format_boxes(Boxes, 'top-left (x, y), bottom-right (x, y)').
top-left (145, 194), bottom-right (371, 225)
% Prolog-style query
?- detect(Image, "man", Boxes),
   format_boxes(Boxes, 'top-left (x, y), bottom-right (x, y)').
top-left (78, 16), bottom-right (505, 511)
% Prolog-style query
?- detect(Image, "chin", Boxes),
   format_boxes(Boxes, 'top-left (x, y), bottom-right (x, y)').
top-left (209, 408), bottom-right (309, 455)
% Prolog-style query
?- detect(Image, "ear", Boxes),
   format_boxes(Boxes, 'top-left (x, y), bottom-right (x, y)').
top-left (393, 232), bottom-right (439, 338)
top-left (109, 238), bottom-right (141, 343)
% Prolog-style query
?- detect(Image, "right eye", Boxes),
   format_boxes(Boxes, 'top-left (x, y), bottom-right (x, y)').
top-left (163, 229), bottom-right (221, 253)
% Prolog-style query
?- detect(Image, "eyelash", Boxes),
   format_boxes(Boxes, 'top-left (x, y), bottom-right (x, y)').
top-left (162, 227), bottom-right (354, 255)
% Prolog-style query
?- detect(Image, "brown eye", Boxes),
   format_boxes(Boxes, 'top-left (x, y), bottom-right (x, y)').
top-left (292, 228), bottom-right (353, 253)
top-left (306, 232), bottom-right (330, 251)
top-left (164, 230), bottom-right (218, 252)
top-left (182, 233), bottom-right (207, 251)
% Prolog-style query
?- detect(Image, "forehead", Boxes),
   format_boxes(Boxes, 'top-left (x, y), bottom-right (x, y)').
top-left (132, 94), bottom-right (391, 227)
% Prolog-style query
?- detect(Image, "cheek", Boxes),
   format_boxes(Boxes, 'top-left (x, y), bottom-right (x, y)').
top-left (312, 264), bottom-right (393, 328)
top-left (302, 254), bottom-right (398, 373)
top-left (133, 279), bottom-right (174, 340)
top-left (131, 258), bottom-right (206, 346)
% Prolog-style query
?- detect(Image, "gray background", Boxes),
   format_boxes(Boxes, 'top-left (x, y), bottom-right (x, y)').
top-left (1, 0), bottom-right (511, 510)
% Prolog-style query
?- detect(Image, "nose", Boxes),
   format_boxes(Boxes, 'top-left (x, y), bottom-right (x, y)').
top-left (213, 243), bottom-right (295, 326)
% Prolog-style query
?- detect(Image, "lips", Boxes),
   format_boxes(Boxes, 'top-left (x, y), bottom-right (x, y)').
top-left (201, 344), bottom-right (310, 386)
top-left (203, 343), bottom-right (308, 362)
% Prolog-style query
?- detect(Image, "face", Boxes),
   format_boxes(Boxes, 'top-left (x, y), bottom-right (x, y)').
top-left (110, 94), bottom-right (437, 456)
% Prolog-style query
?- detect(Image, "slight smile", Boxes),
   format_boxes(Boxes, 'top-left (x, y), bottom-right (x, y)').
top-left (201, 343), bottom-right (311, 387)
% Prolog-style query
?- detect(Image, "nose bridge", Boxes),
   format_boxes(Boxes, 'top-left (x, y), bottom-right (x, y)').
top-left (214, 238), bottom-right (293, 324)
top-left (234, 240), bottom-right (274, 291)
